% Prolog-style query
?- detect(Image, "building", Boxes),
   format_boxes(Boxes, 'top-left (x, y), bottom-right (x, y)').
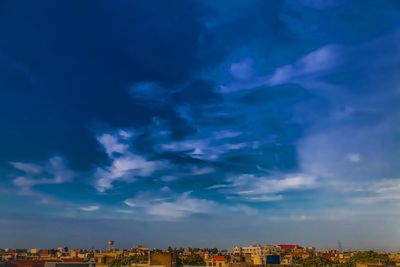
top-left (233, 245), bottom-right (263, 265)
top-left (94, 251), bottom-right (123, 267)
top-left (205, 256), bottom-right (228, 267)
top-left (263, 246), bottom-right (280, 256)
top-left (44, 262), bottom-right (95, 267)
top-left (150, 252), bottom-right (177, 267)
top-left (3, 260), bottom-right (46, 267)
top-left (265, 255), bottom-right (280, 265)
top-left (276, 245), bottom-right (301, 252)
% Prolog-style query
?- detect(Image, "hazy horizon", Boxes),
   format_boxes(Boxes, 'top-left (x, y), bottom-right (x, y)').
top-left (1, 0), bottom-right (400, 251)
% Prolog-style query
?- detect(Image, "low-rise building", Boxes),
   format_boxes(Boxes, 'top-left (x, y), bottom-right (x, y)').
top-left (94, 251), bottom-right (123, 267)
top-left (205, 256), bottom-right (228, 267)
top-left (44, 262), bottom-right (95, 267)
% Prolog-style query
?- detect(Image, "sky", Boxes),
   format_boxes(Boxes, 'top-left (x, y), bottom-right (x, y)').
top-left (1, 0), bottom-right (400, 251)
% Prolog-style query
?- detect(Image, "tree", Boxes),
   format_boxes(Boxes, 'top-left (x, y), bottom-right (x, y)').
top-left (344, 251), bottom-right (393, 267)
top-left (297, 256), bottom-right (335, 267)
top-left (181, 254), bottom-right (205, 266)
top-left (110, 255), bottom-right (149, 267)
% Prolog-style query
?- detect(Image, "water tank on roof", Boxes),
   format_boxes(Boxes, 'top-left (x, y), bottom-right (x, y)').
top-left (266, 254), bottom-right (280, 264)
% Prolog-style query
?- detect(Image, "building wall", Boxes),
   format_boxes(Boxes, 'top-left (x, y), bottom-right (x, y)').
top-left (265, 255), bottom-right (280, 265)
top-left (151, 252), bottom-right (176, 267)
top-left (205, 260), bottom-right (227, 267)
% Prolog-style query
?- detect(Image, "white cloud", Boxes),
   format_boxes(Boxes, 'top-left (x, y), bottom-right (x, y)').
top-left (159, 176), bottom-right (178, 182)
top-left (10, 156), bottom-right (74, 205)
top-left (124, 191), bottom-right (218, 221)
top-left (213, 130), bottom-right (243, 139)
top-left (347, 153), bottom-right (361, 163)
top-left (112, 155), bottom-right (159, 177)
top-left (351, 195), bottom-right (400, 205)
top-left (95, 154), bottom-right (165, 192)
top-left (80, 205), bottom-right (100, 212)
top-left (160, 186), bottom-right (171, 192)
top-left (376, 180), bottom-right (400, 194)
top-left (213, 173), bottom-right (317, 202)
top-left (11, 156), bottom-right (74, 194)
top-left (158, 135), bottom-right (247, 161)
top-left (207, 184), bottom-right (233, 190)
top-left (269, 45), bottom-right (339, 85)
top-left (298, 115), bottom-right (400, 185)
top-left (231, 173), bottom-right (316, 194)
top-left (219, 45), bottom-right (340, 93)
top-left (97, 133), bottom-right (129, 156)
top-left (188, 166), bottom-right (214, 176)
top-left (228, 204), bottom-right (259, 215)
top-left (10, 162), bottom-right (43, 174)
top-left (115, 209), bottom-right (135, 214)
top-left (348, 179), bottom-right (400, 204)
top-left (297, 31), bottom-right (400, 189)
top-left (238, 195), bottom-right (283, 202)
top-left (95, 129), bottom-right (167, 192)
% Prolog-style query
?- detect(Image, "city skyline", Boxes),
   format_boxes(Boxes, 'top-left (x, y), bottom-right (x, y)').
top-left (0, 243), bottom-right (384, 253)
top-left (1, 1), bottom-right (400, 250)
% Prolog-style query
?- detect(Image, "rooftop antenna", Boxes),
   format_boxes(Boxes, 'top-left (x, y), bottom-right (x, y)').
top-left (338, 241), bottom-right (342, 252)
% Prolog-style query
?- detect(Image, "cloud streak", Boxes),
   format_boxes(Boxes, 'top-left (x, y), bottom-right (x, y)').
top-left (95, 130), bottom-right (168, 192)
top-left (210, 173), bottom-right (317, 202)
top-left (11, 156), bottom-right (74, 195)
top-left (124, 191), bottom-right (218, 221)
top-left (80, 205), bottom-right (100, 212)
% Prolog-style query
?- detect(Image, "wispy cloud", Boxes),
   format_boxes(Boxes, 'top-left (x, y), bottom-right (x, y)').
top-left (97, 131), bottom-right (131, 157)
top-left (268, 45), bottom-right (340, 86)
top-left (234, 195), bottom-right (284, 202)
top-left (188, 166), bottom-right (214, 176)
top-left (157, 131), bottom-right (247, 161)
top-left (159, 176), bottom-right (178, 182)
top-left (211, 173), bottom-right (317, 202)
top-left (346, 153), bottom-right (361, 163)
top-left (80, 205), bottom-right (100, 212)
top-left (124, 191), bottom-right (218, 221)
top-left (115, 209), bottom-right (135, 214)
top-left (95, 129), bottom-right (168, 192)
top-left (10, 162), bottom-right (43, 174)
top-left (230, 58), bottom-right (254, 80)
top-left (11, 156), bottom-right (74, 194)
top-left (95, 154), bottom-right (164, 192)
top-left (219, 45), bottom-right (340, 93)
top-left (10, 156), bottom-right (74, 205)
top-left (348, 179), bottom-right (400, 204)
top-left (296, 31), bottom-right (400, 187)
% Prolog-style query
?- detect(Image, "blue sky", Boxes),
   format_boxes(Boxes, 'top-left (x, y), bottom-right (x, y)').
top-left (1, 0), bottom-right (400, 250)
